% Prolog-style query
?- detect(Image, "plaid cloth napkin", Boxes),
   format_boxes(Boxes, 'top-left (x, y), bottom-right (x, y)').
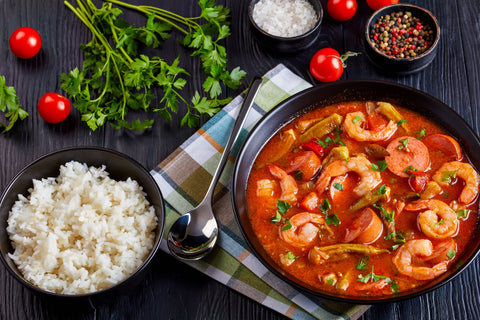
top-left (150, 64), bottom-right (370, 320)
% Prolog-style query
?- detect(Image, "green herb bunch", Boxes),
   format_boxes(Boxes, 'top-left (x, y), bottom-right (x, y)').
top-left (0, 75), bottom-right (28, 133)
top-left (61, 0), bottom-right (246, 131)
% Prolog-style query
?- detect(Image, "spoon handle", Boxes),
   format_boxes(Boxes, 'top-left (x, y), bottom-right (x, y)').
top-left (200, 77), bottom-right (263, 205)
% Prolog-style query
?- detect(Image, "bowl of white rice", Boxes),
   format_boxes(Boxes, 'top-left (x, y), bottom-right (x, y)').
top-left (249, 0), bottom-right (323, 52)
top-left (0, 147), bottom-right (165, 299)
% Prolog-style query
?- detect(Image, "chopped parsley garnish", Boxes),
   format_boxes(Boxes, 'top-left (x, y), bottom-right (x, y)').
top-left (270, 200), bottom-right (290, 223)
top-left (270, 211), bottom-right (282, 223)
top-left (332, 127), bottom-right (345, 146)
top-left (326, 213), bottom-right (340, 226)
top-left (403, 165), bottom-right (418, 175)
top-left (333, 183), bottom-right (343, 191)
top-left (282, 218), bottom-right (292, 231)
top-left (441, 169), bottom-right (460, 182)
top-left (320, 198), bottom-right (340, 226)
top-left (287, 251), bottom-right (298, 260)
top-left (373, 203), bottom-right (395, 222)
top-left (456, 208), bottom-right (470, 219)
top-left (397, 138), bottom-right (409, 151)
top-left (352, 116), bottom-right (363, 124)
top-left (431, 218), bottom-right (445, 227)
top-left (447, 247), bottom-right (456, 259)
top-left (397, 119), bottom-right (407, 126)
top-left (320, 199), bottom-right (331, 214)
top-left (277, 200), bottom-right (291, 214)
top-left (357, 267), bottom-right (399, 293)
top-left (356, 256), bottom-right (370, 271)
top-left (384, 230), bottom-right (406, 250)
top-left (372, 160), bottom-right (388, 172)
top-left (327, 278), bottom-right (335, 285)
top-left (377, 184), bottom-right (387, 195)
top-left (417, 127), bottom-right (426, 139)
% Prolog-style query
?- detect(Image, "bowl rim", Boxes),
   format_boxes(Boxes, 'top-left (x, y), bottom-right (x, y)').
top-left (0, 146), bottom-right (166, 298)
top-left (364, 3), bottom-right (441, 62)
top-left (248, 0), bottom-right (323, 41)
top-left (231, 79), bottom-right (480, 304)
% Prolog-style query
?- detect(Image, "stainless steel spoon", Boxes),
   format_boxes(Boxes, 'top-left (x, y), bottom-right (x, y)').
top-left (167, 77), bottom-right (263, 260)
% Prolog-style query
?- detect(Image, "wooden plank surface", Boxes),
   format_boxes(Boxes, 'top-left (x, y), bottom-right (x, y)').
top-left (0, 0), bottom-right (479, 319)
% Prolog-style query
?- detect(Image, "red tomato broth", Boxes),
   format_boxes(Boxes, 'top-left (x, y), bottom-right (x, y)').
top-left (246, 101), bottom-right (479, 297)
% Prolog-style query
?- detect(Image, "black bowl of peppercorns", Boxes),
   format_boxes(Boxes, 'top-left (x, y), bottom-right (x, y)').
top-left (364, 4), bottom-right (440, 74)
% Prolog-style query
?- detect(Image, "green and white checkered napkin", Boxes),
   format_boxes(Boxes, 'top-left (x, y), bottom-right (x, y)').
top-left (150, 64), bottom-right (369, 320)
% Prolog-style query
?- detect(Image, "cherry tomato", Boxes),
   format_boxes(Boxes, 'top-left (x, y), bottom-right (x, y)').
top-left (309, 48), bottom-right (344, 82)
top-left (38, 93), bottom-right (71, 124)
top-left (366, 0), bottom-right (399, 11)
top-left (327, 0), bottom-right (357, 21)
top-left (9, 27), bottom-right (42, 59)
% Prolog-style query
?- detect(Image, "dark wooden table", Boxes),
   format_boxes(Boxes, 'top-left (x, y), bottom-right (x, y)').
top-left (1, 0), bottom-right (479, 319)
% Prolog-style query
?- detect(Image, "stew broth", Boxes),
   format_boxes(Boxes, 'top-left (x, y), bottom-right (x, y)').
top-left (246, 101), bottom-right (479, 297)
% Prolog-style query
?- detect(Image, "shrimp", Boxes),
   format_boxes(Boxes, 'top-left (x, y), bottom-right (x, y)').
top-left (404, 199), bottom-right (458, 239)
top-left (344, 111), bottom-right (397, 142)
top-left (267, 164), bottom-right (298, 203)
top-left (280, 212), bottom-right (325, 249)
top-left (432, 161), bottom-right (480, 205)
top-left (315, 156), bottom-right (382, 197)
top-left (393, 239), bottom-right (448, 280)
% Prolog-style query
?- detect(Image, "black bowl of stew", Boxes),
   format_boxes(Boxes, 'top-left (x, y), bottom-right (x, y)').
top-left (231, 80), bottom-right (480, 303)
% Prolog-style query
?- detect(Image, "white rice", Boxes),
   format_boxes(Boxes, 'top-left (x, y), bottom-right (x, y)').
top-left (252, 0), bottom-right (318, 37)
top-left (6, 161), bottom-right (158, 295)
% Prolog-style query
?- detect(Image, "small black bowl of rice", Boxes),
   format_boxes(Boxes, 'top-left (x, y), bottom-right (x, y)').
top-left (249, 0), bottom-right (323, 53)
top-left (0, 147), bottom-right (165, 300)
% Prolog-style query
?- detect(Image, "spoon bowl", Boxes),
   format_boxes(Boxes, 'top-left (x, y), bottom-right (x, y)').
top-left (167, 78), bottom-right (263, 260)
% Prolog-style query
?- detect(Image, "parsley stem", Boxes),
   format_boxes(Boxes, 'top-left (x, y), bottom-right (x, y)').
top-left (105, 0), bottom-right (193, 34)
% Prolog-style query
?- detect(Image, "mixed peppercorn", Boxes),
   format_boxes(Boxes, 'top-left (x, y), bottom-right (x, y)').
top-left (369, 11), bottom-right (435, 59)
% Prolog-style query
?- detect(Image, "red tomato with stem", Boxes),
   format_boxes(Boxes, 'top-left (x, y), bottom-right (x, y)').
top-left (327, 0), bottom-right (357, 21)
top-left (9, 27), bottom-right (42, 59)
top-left (366, 0), bottom-right (399, 11)
top-left (38, 93), bottom-right (71, 124)
top-left (309, 48), bottom-right (359, 82)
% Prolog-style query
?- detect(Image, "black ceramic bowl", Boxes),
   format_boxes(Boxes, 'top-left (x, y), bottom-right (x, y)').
top-left (248, 0), bottom-right (323, 53)
top-left (364, 4), bottom-right (440, 74)
top-left (232, 80), bottom-right (480, 304)
top-left (0, 147), bottom-right (165, 300)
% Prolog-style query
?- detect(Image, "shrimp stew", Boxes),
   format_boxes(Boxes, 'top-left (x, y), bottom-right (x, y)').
top-left (246, 101), bottom-right (480, 297)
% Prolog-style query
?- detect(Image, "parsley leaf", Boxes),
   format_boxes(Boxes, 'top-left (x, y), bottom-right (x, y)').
top-left (326, 213), bottom-right (340, 226)
top-left (456, 208), bottom-right (470, 219)
top-left (397, 138), bottom-right (409, 151)
top-left (282, 218), bottom-right (292, 231)
top-left (0, 75), bottom-right (29, 133)
top-left (397, 119), bottom-right (407, 126)
top-left (356, 256), bottom-right (369, 270)
top-left (271, 200), bottom-right (290, 223)
top-left (277, 200), bottom-right (291, 214)
top-left (372, 160), bottom-right (388, 172)
top-left (270, 211), bottom-right (282, 223)
top-left (373, 203), bottom-right (395, 222)
top-left (417, 127), bottom-right (426, 139)
top-left (287, 251), bottom-right (298, 260)
top-left (333, 183), bottom-right (343, 191)
top-left (320, 199), bottom-right (331, 214)
top-left (352, 116), bottom-right (363, 124)
top-left (377, 184), bottom-right (387, 195)
top-left (447, 247), bottom-right (456, 259)
top-left (442, 169), bottom-right (460, 182)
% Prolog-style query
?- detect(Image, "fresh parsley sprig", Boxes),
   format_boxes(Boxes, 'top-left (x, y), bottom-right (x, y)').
top-left (62, 0), bottom-right (245, 131)
top-left (0, 75), bottom-right (29, 133)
